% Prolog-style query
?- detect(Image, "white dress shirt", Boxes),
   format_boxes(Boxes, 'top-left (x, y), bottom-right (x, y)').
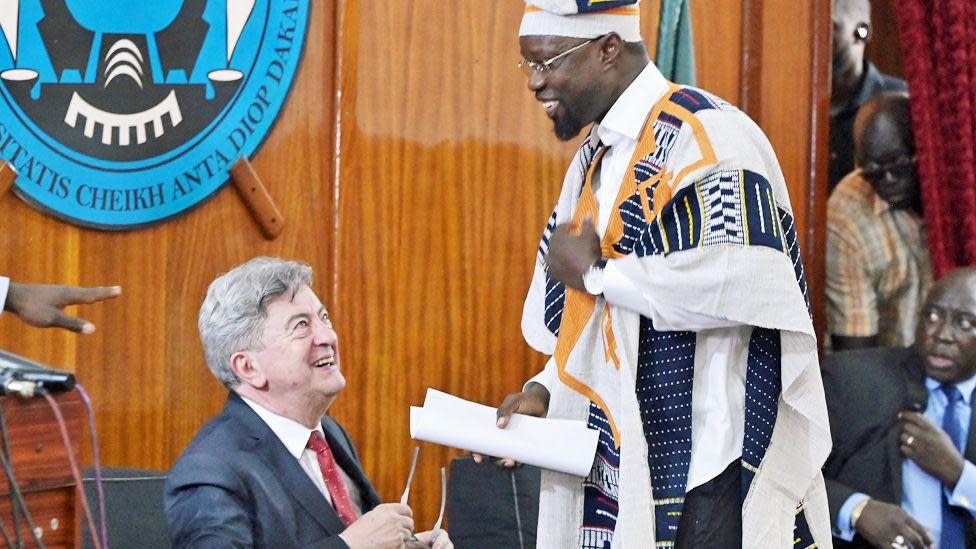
top-left (241, 396), bottom-right (363, 517)
top-left (530, 62), bottom-right (747, 492)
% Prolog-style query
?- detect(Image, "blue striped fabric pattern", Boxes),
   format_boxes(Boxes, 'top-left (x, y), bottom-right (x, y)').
top-left (579, 403), bottom-right (621, 549)
top-left (635, 321), bottom-right (697, 547)
top-left (541, 137), bottom-right (602, 338)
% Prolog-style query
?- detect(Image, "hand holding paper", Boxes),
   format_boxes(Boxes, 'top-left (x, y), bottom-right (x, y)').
top-left (410, 388), bottom-right (598, 477)
top-left (477, 382), bottom-right (551, 467)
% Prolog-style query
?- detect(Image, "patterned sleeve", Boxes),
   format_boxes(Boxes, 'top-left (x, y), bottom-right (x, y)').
top-left (825, 195), bottom-right (878, 338)
top-left (599, 100), bottom-right (813, 333)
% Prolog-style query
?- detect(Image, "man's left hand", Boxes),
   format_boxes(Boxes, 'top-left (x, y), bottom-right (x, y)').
top-left (546, 220), bottom-right (600, 291)
top-left (899, 411), bottom-right (965, 489)
top-left (409, 529), bottom-right (453, 549)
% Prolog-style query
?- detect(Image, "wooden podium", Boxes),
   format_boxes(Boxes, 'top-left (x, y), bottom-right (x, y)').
top-left (0, 391), bottom-right (85, 547)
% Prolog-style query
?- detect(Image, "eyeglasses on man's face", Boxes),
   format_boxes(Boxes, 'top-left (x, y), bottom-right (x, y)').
top-left (861, 155), bottom-right (917, 182)
top-left (517, 39), bottom-right (593, 77)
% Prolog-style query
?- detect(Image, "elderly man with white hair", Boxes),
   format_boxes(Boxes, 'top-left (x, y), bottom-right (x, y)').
top-left (487, 1), bottom-right (832, 547)
top-left (165, 257), bottom-right (452, 549)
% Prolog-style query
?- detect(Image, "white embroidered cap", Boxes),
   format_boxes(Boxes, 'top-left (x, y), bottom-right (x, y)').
top-left (519, 0), bottom-right (642, 43)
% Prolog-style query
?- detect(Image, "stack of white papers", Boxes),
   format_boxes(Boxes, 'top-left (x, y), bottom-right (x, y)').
top-left (409, 388), bottom-right (599, 477)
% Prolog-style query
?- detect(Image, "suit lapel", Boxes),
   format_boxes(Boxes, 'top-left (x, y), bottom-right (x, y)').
top-left (966, 384), bottom-right (976, 462)
top-left (959, 370), bottom-right (976, 548)
top-left (227, 394), bottom-right (348, 536)
top-left (891, 350), bottom-right (929, 502)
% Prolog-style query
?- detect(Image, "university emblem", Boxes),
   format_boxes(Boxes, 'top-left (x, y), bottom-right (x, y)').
top-left (0, 0), bottom-right (309, 229)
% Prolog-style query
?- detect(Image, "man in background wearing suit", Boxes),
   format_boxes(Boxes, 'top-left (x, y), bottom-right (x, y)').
top-left (165, 257), bottom-right (452, 549)
top-left (824, 267), bottom-right (976, 548)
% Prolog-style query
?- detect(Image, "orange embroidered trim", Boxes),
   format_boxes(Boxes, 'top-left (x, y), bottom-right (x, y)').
top-left (552, 85), bottom-right (720, 450)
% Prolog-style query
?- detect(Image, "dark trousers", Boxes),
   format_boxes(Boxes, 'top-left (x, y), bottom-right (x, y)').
top-left (674, 460), bottom-right (742, 548)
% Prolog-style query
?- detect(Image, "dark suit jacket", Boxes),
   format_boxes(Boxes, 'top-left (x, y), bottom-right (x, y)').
top-left (823, 347), bottom-right (976, 548)
top-left (164, 393), bottom-right (381, 548)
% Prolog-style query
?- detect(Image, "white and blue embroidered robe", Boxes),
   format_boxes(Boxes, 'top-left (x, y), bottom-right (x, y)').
top-left (522, 84), bottom-right (833, 548)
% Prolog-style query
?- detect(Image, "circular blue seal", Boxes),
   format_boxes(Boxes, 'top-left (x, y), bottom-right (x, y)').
top-left (0, 0), bottom-right (310, 229)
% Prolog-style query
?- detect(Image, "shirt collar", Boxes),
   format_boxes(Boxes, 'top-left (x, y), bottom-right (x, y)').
top-left (926, 375), bottom-right (976, 406)
top-left (835, 61), bottom-right (887, 116)
top-left (241, 395), bottom-right (324, 459)
top-left (854, 62), bottom-right (887, 108)
top-left (595, 62), bottom-right (670, 149)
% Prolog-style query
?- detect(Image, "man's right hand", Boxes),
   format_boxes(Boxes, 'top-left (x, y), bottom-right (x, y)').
top-left (5, 282), bottom-right (121, 333)
top-left (854, 499), bottom-right (933, 549)
top-left (472, 382), bottom-right (550, 467)
top-left (339, 503), bottom-right (414, 549)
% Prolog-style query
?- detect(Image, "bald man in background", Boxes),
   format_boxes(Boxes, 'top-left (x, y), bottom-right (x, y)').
top-left (827, 92), bottom-right (930, 352)
top-left (824, 268), bottom-right (976, 548)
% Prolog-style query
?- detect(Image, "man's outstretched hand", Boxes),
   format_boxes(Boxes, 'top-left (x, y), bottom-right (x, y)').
top-left (5, 283), bottom-right (121, 334)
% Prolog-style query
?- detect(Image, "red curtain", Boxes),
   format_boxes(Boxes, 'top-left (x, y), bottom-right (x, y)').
top-left (895, 0), bottom-right (976, 277)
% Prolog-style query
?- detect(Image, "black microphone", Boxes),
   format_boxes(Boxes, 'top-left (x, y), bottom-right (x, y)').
top-left (0, 349), bottom-right (76, 397)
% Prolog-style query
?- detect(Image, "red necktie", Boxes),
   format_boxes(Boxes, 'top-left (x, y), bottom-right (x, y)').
top-left (307, 431), bottom-right (358, 526)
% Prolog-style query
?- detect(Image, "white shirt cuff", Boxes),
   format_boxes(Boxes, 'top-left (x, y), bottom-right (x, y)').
top-left (0, 276), bottom-right (9, 317)
top-left (835, 492), bottom-right (869, 541)
top-left (524, 357), bottom-right (557, 394)
top-left (948, 460), bottom-right (976, 516)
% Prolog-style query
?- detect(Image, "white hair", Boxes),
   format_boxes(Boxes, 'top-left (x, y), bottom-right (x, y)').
top-left (198, 257), bottom-right (313, 387)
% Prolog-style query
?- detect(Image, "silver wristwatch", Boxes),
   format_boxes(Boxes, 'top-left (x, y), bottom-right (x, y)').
top-left (582, 258), bottom-right (609, 296)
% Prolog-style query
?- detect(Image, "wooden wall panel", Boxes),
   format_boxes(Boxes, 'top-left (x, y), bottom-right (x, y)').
top-left (809, 0), bottom-right (833, 343)
top-left (756, 0), bottom-right (830, 335)
top-left (759, 0), bottom-right (814, 235)
top-left (690, 0), bottom-right (744, 105)
top-left (0, 202), bottom-right (81, 371)
top-left (332, 0), bottom-right (573, 527)
top-left (0, 1), bottom-right (337, 470)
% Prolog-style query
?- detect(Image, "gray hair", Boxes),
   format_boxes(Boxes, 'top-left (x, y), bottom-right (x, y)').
top-left (198, 257), bottom-right (313, 387)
